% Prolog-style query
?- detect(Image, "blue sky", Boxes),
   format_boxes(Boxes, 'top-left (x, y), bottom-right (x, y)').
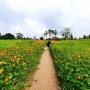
top-left (0, 0), bottom-right (90, 38)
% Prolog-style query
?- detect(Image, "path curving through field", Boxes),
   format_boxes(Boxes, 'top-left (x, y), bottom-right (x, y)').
top-left (29, 46), bottom-right (61, 90)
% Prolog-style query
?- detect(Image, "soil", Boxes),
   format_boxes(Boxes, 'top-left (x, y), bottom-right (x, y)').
top-left (28, 46), bottom-right (62, 90)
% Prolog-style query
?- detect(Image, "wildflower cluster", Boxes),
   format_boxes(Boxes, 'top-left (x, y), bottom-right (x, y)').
top-left (0, 40), bottom-right (45, 90)
top-left (50, 39), bottom-right (90, 90)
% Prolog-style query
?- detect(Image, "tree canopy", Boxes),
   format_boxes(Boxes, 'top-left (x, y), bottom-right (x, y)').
top-left (1, 33), bottom-right (15, 39)
top-left (16, 33), bottom-right (24, 39)
top-left (43, 29), bottom-right (58, 39)
top-left (60, 27), bottom-right (73, 40)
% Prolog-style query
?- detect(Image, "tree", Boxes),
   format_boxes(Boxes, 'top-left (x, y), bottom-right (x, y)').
top-left (48, 29), bottom-right (53, 39)
top-left (43, 30), bottom-right (48, 39)
top-left (0, 33), bottom-right (1, 39)
top-left (54, 30), bottom-right (58, 37)
top-left (60, 27), bottom-right (72, 40)
top-left (2, 33), bottom-right (15, 39)
top-left (70, 34), bottom-right (73, 40)
top-left (48, 29), bottom-right (58, 39)
top-left (40, 37), bottom-right (43, 40)
top-left (16, 33), bottom-right (24, 39)
top-left (88, 34), bottom-right (90, 39)
top-left (43, 29), bottom-right (55, 39)
top-left (43, 29), bottom-right (58, 39)
top-left (83, 35), bottom-right (87, 39)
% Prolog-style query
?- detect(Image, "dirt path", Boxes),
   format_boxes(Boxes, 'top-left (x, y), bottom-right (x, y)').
top-left (28, 46), bottom-right (61, 90)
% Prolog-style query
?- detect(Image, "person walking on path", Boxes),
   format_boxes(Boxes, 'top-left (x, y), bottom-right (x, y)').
top-left (46, 40), bottom-right (51, 47)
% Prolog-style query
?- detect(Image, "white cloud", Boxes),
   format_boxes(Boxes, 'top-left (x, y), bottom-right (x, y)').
top-left (71, 0), bottom-right (90, 17)
top-left (10, 23), bottom-right (25, 34)
top-left (24, 18), bottom-right (48, 37)
top-left (0, 21), bottom-right (10, 34)
top-left (0, 0), bottom-right (90, 38)
top-left (5, 0), bottom-right (70, 14)
top-left (0, 19), bottom-right (47, 38)
top-left (0, 21), bottom-right (25, 36)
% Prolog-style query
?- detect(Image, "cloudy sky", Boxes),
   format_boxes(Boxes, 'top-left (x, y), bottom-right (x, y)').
top-left (0, 0), bottom-right (90, 38)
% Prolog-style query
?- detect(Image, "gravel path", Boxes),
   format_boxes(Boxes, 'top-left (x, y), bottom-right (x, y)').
top-left (29, 46), bottom-right (61, 90)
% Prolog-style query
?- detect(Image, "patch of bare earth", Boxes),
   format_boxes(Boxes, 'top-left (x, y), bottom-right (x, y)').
top-left (28, 46), bottom-right (62, 90)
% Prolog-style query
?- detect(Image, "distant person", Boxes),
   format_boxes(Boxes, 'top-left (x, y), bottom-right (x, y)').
top-left (46, 40), bottom-right (51, 47)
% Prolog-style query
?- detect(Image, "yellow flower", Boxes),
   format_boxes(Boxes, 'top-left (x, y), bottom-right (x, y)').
top-left (0, 61), bottom-right (7, 65)
top-left (18, 58), bottom-right (20, 61)
top-left (5, 78), bottom-right (8, 82)
top-left (68, 58), bottom-right (72, 60)
top-left (72, 54), bottom-right (75, 56)
top-left (8, 75), bottom-right (12, 79)
top-left (77, 75), bottom-right (81, 80)
top-left (66, 63), bottom-right (68, 66)
top-left (0, 61), bottom-right (3, 65)
top-left (5, 75), bottom-right (12, 82)
top-left (14, 56), bottom-right (17, 59)
top-left (85, 74), bottom-right (88, 78)
top-left (0, 50), bottom-right (4, 56)
top-left (0, 69), bottom-right (4, 74)
top-left (74, 61), bottom-right (77, 64)
top-left (77, 55), bottom-right (80, 59)
top-left (22, 62), bottom-right (25, 65)
top-left (88, 48), bottom-right (90, 51)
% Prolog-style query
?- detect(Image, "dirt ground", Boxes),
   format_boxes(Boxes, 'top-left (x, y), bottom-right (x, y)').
top-left (28, 46), bottom-right (62, 90)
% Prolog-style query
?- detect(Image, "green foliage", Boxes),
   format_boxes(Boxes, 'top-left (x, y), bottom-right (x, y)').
top-left (16, 33), bottom-right (24, 39)
top-left (1, 33), bottom-right (15, 39)
top-left (60, 27), bottom-right (73, 40)
top-left (0, 40), bottom-right (45, 90)
top-left (0, 40), bottom-right (21, 49)
top-left (54, 30), bottom-right (58, 37)
top-left (83, 34), bottom-right (90, 39)
top-left (50, 39), bottom-right (90, 90)
top-left (40, 37), bottom-right (43, 40)
top-left (43, 29), bottom-right (58, 39)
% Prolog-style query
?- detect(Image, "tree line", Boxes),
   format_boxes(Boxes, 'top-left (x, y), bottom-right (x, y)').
top-left (83, 34), bottom-right (90, 39)
top-left (0, 27), bottom-right (90, 40)
top-left (43, 27), bottom-right (90, 40)
top-left (43, 28), bottom-right (73, 40)
top-left (0, 33), bottom-right (24, 39)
